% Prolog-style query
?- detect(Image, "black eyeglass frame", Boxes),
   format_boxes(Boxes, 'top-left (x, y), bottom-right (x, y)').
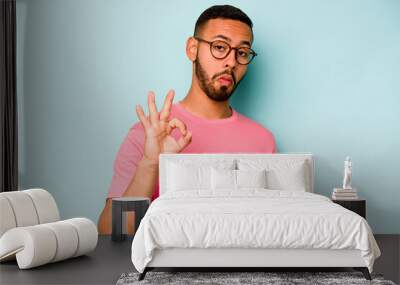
top-left (194, 36), bottom-right (258, 65)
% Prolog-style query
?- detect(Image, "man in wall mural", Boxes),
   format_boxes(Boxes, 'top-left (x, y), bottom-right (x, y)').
top-left (98, 5), bottom-right (277, 234)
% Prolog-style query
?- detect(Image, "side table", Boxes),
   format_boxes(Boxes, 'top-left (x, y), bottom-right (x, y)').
top-left (332, 199), bottom-right (366, 219)
top-left (112, 197), bottom-right (150, 242)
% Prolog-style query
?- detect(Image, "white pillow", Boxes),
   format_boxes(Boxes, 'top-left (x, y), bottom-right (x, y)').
top-left (211, 168), bottom-right (236, 190)
top-left (211, 168), bottom-right (268, 190)
top-left (236, 169), bottom-right (267, 188)
top-left (166, 160), bottom-right (235, 191)
top-left (237, 159), bottom-right (308, 191)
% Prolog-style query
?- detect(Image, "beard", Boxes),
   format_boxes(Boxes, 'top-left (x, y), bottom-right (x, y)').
top-left (194, 58), bottom-right (243, 102)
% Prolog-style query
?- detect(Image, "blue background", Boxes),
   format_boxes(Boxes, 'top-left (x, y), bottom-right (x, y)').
top-left (16, 0), bottom-right (400, 233)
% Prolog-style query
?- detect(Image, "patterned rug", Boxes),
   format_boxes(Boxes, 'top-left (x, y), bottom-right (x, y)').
top-left (116, 271), bottom-right (396, 285)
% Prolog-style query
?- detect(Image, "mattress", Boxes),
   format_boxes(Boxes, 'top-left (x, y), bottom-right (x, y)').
top-left (131, 189), bottom-right (381, 273)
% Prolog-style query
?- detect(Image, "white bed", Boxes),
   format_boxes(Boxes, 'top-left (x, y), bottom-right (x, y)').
top-left (130, 153), bottom-right (381, 281)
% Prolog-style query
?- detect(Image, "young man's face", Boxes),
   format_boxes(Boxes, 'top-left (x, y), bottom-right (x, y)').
top-left (192, 19), bottom-right (254, 102)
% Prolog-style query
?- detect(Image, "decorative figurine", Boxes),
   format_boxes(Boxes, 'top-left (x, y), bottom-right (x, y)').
top-left (342, 156), bottom-right (352, 190)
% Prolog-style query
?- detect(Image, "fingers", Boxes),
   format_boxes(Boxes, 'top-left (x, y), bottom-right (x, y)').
top-left (166, 123), bottom-right (172, 135)
top-left (159, 90), bottom-right (175, 122)
top-left (137, 89), bottom-right (175, 130)
top-left (166, 117), bottom-right (192, 151)
top-left (135, 104), bottom-right (151, 129)
top-left (177, 131), bottom-right (192, 150)
top-left (168, 118), bottom-right (187, 136)
top-left (147, 91), bottom-right (159, 125)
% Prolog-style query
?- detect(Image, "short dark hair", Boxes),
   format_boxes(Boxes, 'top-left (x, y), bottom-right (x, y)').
top-left (194, 5), bottom-right (253, 36)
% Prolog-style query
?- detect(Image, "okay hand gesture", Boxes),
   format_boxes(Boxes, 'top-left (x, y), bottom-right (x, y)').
top-left (135, 90), bottom-right (192, 165)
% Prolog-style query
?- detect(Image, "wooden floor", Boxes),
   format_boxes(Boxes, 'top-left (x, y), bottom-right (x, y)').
top-left (0, 234), bottom-right (398, 284)
top-left (373, 234), bottom-right (400, 284)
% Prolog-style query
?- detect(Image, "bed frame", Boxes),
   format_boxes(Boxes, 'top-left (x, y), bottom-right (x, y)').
top-left (138, 153), bottom-right (372, 281)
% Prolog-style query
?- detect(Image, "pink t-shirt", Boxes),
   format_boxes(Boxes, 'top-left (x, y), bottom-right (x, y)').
top-left (107, 103), bottom-right (277, 201)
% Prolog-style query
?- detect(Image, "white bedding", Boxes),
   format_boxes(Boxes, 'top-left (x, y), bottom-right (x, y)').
top-left (131, 189), bottom-right (381, 273)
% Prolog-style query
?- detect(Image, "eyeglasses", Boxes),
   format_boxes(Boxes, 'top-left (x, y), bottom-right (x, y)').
top-left (194, 37), bottom-right (257, 65)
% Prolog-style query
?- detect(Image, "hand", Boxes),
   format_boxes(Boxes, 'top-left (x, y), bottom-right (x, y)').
top-left (135, 90), bottom-right (192, 165)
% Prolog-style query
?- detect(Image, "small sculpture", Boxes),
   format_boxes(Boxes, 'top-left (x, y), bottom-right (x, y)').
top-left (342, 156), bottom-right (352, 190)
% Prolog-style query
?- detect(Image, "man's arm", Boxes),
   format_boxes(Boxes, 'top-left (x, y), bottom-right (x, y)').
top-left (122, 157), bottom-right (159, 198)
top-left (98, 90), bottom-right (192, 235)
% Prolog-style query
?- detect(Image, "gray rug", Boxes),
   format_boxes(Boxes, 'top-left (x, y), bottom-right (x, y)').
top-left (116, 271), bottom-right (396, 285)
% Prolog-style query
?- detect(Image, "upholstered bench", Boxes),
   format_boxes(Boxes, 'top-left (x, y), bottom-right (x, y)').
top-left (0, 188), bottom-right (98, 269)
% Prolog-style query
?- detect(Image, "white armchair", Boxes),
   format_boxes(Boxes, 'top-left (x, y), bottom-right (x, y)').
top-left (0, 188), bottom-right (98, 269)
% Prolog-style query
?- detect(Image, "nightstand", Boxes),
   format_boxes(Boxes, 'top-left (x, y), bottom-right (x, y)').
top-left (111, 197), bottom-right (150, 242)
top-left (332, 199), bottom-right (366, 219)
